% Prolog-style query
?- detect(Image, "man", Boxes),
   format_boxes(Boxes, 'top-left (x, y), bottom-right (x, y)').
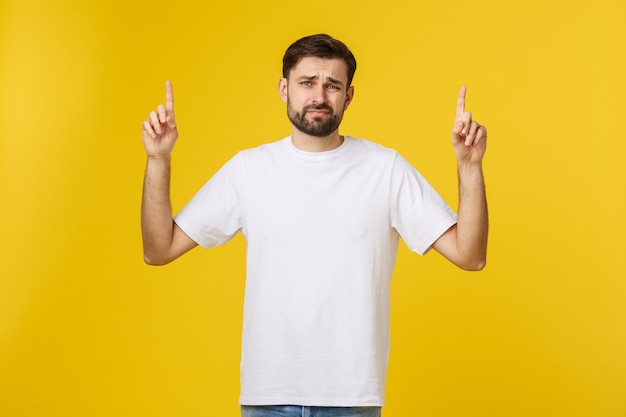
top-left (141, 34), bottom-right (487, 417)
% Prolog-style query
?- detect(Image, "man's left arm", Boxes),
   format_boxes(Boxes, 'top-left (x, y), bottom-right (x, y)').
top-left (432, 86), bottom-right (488, 271)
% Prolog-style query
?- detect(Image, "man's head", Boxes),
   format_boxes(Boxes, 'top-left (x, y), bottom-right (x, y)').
top-left (279, 35), bottom-right (357, 139)
top-left (282, 34), bottom-right (357, 88)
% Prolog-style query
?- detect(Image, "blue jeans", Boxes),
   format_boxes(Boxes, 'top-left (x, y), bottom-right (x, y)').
top-left (241, 405), bottom-right (381, 417)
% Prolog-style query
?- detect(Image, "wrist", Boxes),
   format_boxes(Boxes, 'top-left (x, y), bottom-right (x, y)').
top-left (147, 154), bottom-right (172, 163)
top-left (457, 160), bottom-right (483, 173)
top-left (146, 155), bottom-right (172, 174)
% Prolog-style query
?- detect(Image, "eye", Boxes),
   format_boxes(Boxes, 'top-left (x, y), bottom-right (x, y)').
top-left (300, 81), bottom-right (312, 87)
top-left (326, 84), bottom-right (340, 91)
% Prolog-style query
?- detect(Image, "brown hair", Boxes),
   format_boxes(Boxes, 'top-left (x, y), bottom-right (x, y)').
top-left (282, 34), bottom-right (357, 86)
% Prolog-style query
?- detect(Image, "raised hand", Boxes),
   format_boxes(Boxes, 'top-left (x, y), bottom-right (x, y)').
top-left (451, 86), bottom-right (487, 164)
top-left (142, 81), bottom-right (178, 159)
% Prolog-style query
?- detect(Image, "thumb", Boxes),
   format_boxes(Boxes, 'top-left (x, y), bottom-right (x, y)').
top-left (452, 120), bottom-right (465, 140)
top-left (166, 114), bottom-right (177, 130)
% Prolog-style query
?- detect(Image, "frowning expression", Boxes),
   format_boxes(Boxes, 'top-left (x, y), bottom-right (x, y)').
top-left (279, 57), bottom-right (354, 137)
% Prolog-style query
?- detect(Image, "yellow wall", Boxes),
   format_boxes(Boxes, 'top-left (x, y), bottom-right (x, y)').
top-left (1, 0), bottom-right (625, 416)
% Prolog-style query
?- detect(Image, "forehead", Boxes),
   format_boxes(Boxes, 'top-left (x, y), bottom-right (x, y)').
top-left (289, 57), bottom-right (349, 83)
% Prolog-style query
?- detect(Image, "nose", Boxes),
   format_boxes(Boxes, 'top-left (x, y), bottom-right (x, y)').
top-left (310, 84), bottom-right (327, 105)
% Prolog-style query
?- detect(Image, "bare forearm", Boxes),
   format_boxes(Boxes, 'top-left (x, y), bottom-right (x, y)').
top-left (141, 157), bottom-right (175, 264)
top-left (456, 162), bottom-right (488, 269)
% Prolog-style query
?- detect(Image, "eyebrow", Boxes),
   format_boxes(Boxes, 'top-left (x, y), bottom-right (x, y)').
top-left (295, 75), bottom-right (345, 87)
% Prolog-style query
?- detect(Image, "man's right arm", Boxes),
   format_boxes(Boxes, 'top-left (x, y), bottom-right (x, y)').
top-left (141, 81), bottom-right (197, 265)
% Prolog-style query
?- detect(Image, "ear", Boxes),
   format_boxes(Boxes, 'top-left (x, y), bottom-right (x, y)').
top-left (344, 85), bottom-right (355, 110)
top-left (278, 78), bottom-right (288, 103)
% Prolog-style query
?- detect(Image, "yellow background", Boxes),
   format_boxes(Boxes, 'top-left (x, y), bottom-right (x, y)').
top-left (1, 0), bottom-right (625, 416)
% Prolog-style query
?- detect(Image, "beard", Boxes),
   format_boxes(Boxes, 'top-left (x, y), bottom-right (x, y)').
top-left (287, 101), bottom-right (343, 137)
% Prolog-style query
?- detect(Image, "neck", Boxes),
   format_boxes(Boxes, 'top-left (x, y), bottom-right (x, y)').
top-left (291, 130), bottom-right (344, 152)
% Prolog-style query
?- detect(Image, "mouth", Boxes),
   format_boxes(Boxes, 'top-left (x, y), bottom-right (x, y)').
top-left (306, 109), bottom-right (330, 117)
top-left (305, 105), bottom-right (333, 117)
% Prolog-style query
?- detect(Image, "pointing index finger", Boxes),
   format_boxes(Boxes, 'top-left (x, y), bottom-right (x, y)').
top-left (456, 85), bottom-right (467, 118)
top-left (165, 80), bottom-right (174, 112)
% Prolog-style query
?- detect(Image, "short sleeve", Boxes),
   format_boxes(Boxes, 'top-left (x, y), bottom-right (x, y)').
top-left (174, 153), bottom-right (244, 249)
top-left (389, 153), bottom-right (457, 255)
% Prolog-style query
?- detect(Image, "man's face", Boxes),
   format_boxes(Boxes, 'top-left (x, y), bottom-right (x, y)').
top-left (279, 57), bottom-right (354, 137)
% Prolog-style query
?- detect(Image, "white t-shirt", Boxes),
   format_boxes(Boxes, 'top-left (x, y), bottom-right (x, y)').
top-left (174, 136), bottom-right (457, 406)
